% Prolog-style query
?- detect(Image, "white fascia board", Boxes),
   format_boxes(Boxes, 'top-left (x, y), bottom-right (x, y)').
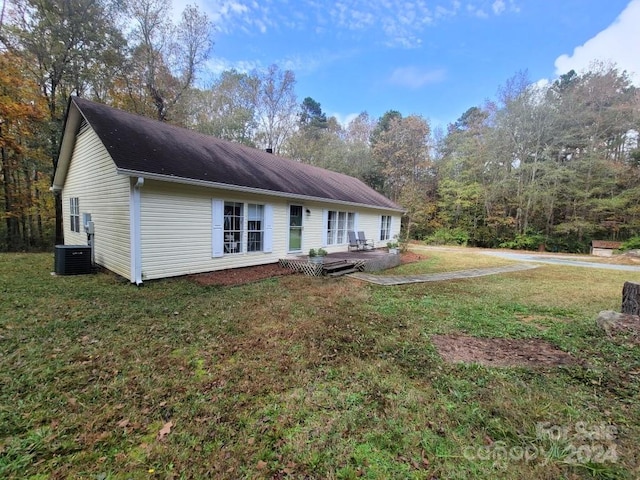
top-left (116, 168), bottom-right (405, 213)
top-left (52, 105), bottom-right (82, 191)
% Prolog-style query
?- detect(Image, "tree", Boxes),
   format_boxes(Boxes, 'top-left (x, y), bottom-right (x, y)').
top-left (124, 0), bottom-right (214, 122)
top-left (430, 65), bottom-right (640, 251)
top-left (435, 106), bottom-right (495, 245)
top-left (190, 70), bottom-right (259, 146)
top-left (371, 114), bottom-right (432, 202)
top-left (285, 96), bottom-right (330, 165)
top-left (0, 52), bottom-right (50, 250)
top-left (0, 0), bottom-right (126, 244)
top-left (299, 97), bottom-right (327, 132)
top-left (253, 64), bottom-right (297, 154)
top-left (344, 112), bottom-right (376, 181)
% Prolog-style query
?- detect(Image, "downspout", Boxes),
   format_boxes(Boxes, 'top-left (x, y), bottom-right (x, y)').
top-left (130, 177), bottom-right (144, 285)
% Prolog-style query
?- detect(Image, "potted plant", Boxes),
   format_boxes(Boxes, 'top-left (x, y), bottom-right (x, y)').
top-left (387, 239), bottom-right (400, 254)
top-left (308, 248), bottom-right (328, 264)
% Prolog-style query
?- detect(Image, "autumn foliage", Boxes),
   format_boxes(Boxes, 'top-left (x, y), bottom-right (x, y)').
top-left (0, 53), bottom-right (53, 250)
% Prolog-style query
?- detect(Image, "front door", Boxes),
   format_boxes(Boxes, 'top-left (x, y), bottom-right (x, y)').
top-left (289, 205), bottom-right (303, 252)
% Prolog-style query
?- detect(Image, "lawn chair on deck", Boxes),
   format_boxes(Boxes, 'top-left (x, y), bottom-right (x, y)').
top-left (357, 231), bottom-right (374, 250)
top-left (348, 230), bottom-right (363, 251)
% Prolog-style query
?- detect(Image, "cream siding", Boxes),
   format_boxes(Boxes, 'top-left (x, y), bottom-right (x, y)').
top-left (302, 204), bottom-right (401, 252)
top-left (139, 181), bottom-right (290, 280)
top-left (294, 202), bottom-right (323, 254)
top-left (61, 128), bottom-right (131, 280)
top-left (357, 211), bottom-right (401, 246)
top-left (138, 181), bottom-right (401, 280)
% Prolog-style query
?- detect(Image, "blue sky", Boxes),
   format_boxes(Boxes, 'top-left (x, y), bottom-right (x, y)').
top-left (174, 0), bottom-right (640, 129)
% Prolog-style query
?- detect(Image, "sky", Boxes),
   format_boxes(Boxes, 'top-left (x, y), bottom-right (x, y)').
top-left (172, 0), bottom-right (640, 130)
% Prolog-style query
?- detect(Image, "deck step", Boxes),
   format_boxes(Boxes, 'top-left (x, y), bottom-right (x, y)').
top-left (323, 261), bottom-right (353, 273)
top-left (327, 268), bottom-right (359, 277)
top-left (323, 260), bottom-right (358, 277)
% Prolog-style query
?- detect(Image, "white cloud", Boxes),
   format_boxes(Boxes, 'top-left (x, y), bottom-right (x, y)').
top-left (331, 112), bottom-right (360, 127)
top-left (492, 0), bottom-right (506, 15)
top-left (554, 0), bottom-right (640, 85)
top-left (194, 0), bottom-right (519, 50)
top-left (206, 57), bottom-right (263, 76)
top-left (389, 66), bottom-right (447, 88)
top-left (280, 49), bottom-right (358, 75)
top-left (466, 4), bottom-right (489, 19)
top-left (202, 0), bottom-right (279, 35)
top-left (533, 78), bottom-right (550, 91)
top-left (205, 48), bottom-right (357, 79)
top-left (435, 3), bottom-right (460, 18)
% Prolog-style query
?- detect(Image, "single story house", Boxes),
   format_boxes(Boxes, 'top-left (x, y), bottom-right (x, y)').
top-left (52, 97), bottom-right (403, 284)
top-left (591, 240), bottom-right (623, 257)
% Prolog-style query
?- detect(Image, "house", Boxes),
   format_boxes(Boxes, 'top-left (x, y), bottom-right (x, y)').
top-left (52, 97), bottom-right (403, 284)
top-left (591, 240), bottom-right (623, 257)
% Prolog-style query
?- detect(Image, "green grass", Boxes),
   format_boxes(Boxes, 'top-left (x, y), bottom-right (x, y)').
top-left (1, 251), bottom-right (638, 479)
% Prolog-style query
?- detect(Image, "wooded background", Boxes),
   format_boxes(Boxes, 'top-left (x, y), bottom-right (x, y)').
top-left (1, 0), bottom-right (639, 252)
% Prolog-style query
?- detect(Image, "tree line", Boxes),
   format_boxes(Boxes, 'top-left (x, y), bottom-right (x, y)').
top-left (434, 67), bottom-right (640, 252)
top-left (1, 0), bottom-right (639, 252)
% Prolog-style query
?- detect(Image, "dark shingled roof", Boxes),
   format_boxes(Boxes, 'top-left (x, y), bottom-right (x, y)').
top-left (592, 240), bottom-right (623, 249)
top-left (69, 97), bottom-right (401, 211)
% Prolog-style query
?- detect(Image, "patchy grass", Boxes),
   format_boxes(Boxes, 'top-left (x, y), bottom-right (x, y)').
top-left (383, 247), bottom-right (516, 275)
top-left (1, 251), bottom-right (639, 479)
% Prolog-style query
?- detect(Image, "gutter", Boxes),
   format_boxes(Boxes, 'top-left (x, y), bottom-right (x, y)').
top-left (116, 168), bottom-right (406, 213)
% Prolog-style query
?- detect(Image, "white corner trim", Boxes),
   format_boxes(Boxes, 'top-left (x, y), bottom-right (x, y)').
top-left (130, 177), bottom-right (144, 285)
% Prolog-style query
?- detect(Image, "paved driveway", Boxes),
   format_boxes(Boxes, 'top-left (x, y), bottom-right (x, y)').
top-left (478, 250), bottom-right (640, 272)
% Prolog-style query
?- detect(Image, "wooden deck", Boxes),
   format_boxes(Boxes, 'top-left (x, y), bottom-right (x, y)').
top-left (279, 248), bottom-right (401, 276)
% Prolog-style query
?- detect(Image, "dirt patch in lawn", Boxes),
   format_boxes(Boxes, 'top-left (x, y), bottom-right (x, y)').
top-left (400, 250), bottom-right (425, 264)
top-left (431, 334), bottom-right (578, 367)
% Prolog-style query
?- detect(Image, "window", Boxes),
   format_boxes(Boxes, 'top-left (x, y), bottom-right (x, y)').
top-left (327, 211), bottom-right (337, 245)
top-left (337, 212), bottom-right (346, 244)
top-left (380, 215), bottom-right (392, 241)
top-left (326, 210), bottom-right (355, 245)
top-left (223, 202), bottom-right (243, 253)
top-left (70, 197), bottom-right (80, 232)
top-left (247, 204), bottom-right (264, 252)
top-left (214, 200), bottom-right (272, 257)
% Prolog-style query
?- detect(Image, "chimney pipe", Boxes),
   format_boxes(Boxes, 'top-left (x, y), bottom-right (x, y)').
top-left (266, 148), bottom-right (273, 154)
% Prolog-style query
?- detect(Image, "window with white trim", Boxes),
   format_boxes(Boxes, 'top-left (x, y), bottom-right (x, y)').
top-left (213, 200), bottom-right (272, 257)
top-left (380, 215), bottom-right (392, 241)
top-left (326, 210), bottom-right (355, 245)
top-left (224, 202), bottom-right (243, 254)
top-left (247, 204), bottom-right (264, 252)
top-left (70, 197), bottom-right (80, 232)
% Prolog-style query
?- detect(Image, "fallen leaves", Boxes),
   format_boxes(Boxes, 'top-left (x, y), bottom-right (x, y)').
top-left (157, 420), bottom-right (173, 441)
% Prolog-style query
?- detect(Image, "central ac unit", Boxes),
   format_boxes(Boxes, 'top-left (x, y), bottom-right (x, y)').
top-left (54, 245), bottom-right (93, 275)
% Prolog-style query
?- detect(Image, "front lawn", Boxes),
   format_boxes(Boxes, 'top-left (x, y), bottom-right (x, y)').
top-left (1, 250), bottom-right (638, 479)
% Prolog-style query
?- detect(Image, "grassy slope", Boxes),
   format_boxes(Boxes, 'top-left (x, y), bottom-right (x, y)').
top-left (0, 250), bottom-right (638, 479)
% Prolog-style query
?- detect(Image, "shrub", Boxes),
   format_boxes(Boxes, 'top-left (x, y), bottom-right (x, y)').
top-left (620, 237), bottom-right (640, 251)
top-left (424, 228), bottom-right (470, 246)
top-left (498, 233), bottom-right (545, 251)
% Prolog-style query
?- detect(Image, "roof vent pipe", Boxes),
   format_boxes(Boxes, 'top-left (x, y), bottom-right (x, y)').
top-left (265, 148), bottom-right (273, 154)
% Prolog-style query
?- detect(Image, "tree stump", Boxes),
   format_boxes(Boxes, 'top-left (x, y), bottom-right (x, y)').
top-left (621, 281), bottom-right (640, 315)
